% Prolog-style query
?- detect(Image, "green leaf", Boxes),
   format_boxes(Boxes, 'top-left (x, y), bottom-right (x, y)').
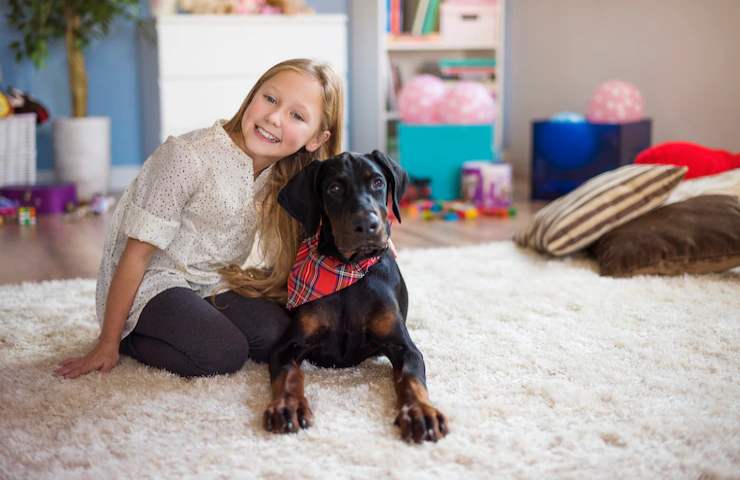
top-left (5, 0), bottom-right (138, 68)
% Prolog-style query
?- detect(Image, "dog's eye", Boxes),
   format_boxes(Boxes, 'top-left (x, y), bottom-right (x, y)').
top-left (371, 177), bottom-right (385, 190)
top-left (327, 184), bottom-right (343, 195)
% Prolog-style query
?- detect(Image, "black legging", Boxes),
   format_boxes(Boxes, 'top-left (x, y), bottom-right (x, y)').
top-left (119, 287), bottom-right (291, 378)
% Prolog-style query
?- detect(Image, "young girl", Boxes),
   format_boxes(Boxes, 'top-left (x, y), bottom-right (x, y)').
top-left (55, 58), bottom-right (344, 379)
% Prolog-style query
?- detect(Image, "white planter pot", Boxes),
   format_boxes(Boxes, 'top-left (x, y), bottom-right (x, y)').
top-left (53, 116), bottom-right (111, 201)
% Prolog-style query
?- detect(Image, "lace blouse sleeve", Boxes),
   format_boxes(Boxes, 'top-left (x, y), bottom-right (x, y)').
top-left (122, 136), bottom-right (205, 250)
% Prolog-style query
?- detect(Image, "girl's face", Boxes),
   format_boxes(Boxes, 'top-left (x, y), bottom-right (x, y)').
top-left (240, 70), bottom-right (330, 167)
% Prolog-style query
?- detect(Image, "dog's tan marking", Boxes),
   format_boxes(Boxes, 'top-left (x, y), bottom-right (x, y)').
top-left (298, 311), bottom-right (329, 338)
top-left (368, 309), bottom-right (399, 337)
top-left (394, 374), bottom-right (430, 407)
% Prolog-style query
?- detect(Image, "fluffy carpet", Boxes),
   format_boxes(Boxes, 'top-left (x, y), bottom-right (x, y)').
top-left (1, 242), bottom-right (739, 479)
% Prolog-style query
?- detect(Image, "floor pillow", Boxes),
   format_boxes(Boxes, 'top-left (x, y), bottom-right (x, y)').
top-left (591, 194), bottom-right (740, 277)
top-left (515, 164), bottom-right (687, 256)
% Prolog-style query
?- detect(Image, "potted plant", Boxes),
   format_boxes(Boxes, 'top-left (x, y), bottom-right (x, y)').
top-left (6, 0), bottom-right (138, 200)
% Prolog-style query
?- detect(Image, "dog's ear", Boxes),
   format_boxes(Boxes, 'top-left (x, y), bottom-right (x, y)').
top-left (369, 149), bottom-right (409, 223)
top-left (278, 160), bottom-right (323, 236)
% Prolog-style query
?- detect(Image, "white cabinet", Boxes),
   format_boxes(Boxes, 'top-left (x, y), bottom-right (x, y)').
top-left (349, 0), bottom-right (506, 157)
top-left (138, 14), bottom-right (347, 157)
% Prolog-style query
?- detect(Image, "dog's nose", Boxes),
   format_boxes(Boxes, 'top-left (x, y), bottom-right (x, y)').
top-left (353, 212), bottom-right (380, 235)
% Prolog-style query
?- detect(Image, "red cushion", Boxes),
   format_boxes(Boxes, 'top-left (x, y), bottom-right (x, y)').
top-left (634, 142), bottom-right (740, 179)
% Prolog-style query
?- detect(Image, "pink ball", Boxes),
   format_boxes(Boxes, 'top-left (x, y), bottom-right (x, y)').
top-left (586, 80), bottom-right (645, 123)
top-left (437, 81), bottom-right (496, 124)
top-left (398, 75), bottom-right (447, 124)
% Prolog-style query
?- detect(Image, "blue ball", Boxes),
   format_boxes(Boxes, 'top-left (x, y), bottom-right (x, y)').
top-left (536, 122), bottom-right (597, 169)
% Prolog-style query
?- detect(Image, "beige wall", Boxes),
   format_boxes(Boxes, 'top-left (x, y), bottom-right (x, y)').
top-left (504, 0), bottom-right (740, 180)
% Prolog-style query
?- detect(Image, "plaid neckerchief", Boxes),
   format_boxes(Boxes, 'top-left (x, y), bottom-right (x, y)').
top-left (286, 233), bottom-right (381, 310)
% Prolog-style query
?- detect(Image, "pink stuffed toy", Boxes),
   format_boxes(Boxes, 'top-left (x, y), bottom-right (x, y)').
top-left (635, 142), bottom-right (740, 179)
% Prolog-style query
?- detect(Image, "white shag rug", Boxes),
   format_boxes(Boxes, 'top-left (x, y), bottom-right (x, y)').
top-left (1, 242), bottom-right (739, 480)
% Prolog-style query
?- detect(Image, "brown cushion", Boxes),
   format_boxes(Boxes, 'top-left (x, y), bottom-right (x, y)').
top-left (591, 194), bottom-right (740, 277)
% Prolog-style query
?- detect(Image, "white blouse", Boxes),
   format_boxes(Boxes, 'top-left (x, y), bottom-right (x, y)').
top-left (95, 121), bottom-right (272, 339)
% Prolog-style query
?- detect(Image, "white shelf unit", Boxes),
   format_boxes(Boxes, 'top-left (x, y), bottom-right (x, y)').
top-left (349, 0), bottom-right (506, 158)
top-left (138, 14), bottom-right (348, 158)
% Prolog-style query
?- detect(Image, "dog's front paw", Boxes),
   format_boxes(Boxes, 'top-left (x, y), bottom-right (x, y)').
top-left (394, 401), bottom-right (448, 443)
top-left (263, 394), bottom-right (314, 434)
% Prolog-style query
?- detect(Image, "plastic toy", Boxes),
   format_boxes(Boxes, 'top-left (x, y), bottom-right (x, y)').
top-left (480, 206), bottom-right (517, 218)
top-left (17, 206), bottom-right (36, 226)
top-left (461, 161), bottom-right (512, 208)
top-left (437, 81), bottom-right (496, 124)
top-left (0, 197), bottom-right (19, 222)
top-left (402, 199), bottom-right (483, 222)
top-left (398, 75), bottom-right (447, 124)
top-left (586, 80), bottom-right (644, 124)
top-left (5, 86), bottom-right (49, 124)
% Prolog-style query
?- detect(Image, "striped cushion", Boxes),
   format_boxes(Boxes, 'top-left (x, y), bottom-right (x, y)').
top-left (515, 164), bottom-right (688, 256)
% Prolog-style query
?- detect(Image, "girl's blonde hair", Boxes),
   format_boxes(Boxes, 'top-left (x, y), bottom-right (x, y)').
top-left (220, 58), bottom-right (344, 303)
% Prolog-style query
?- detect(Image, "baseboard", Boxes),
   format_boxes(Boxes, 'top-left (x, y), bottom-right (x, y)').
top-left (37, 165), bottom-right (141, 193)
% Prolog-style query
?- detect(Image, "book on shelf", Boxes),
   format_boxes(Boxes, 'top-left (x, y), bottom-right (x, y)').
top-left (391, 0), bottom-right (403, 35)
top-left (421, 0), bottom-right (441, 34)
top-left (411, 0), bottom-right (429, 35)
top-left (387, 0), bottom-right (441, 38)
top-left (439, 57), bottom-right (496, 81)
top-left (438, 58), bottom-right (496, 68)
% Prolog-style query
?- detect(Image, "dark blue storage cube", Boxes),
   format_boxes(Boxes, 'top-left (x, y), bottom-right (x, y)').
top-left (531, 119), bottom-right (652, 200)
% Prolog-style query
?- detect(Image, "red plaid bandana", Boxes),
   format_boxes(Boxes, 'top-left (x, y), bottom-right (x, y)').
top-left (286, 233), bottom-right (381, 310)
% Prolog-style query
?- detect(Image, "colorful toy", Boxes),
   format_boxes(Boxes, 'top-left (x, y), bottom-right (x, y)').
top-left (402, 199), bottom-right (483, 222)
top-left (398, 75), bottom-right (447, 124)
top-left (635, 142), bottom-right (740, 180)
top-left (480, 206), bottom-right (517, 218)
top-left (445, 201), bottom-right (479, 220)
top-left (5, 86), bottom-right (49, 124)
top-left (17, 206), bottom-right (36, 226)
top-left (461, 161), bottom-right (512, 208)
top-left (437, 81), bottom-right (496, 124)
top-left (0, 197), bottom-right (19, 223)
top-left (586, 80), bottom-right (645, 124)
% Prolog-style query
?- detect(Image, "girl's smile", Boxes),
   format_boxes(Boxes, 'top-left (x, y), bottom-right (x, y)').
top-left (255, 125), bottom-right (280, 143)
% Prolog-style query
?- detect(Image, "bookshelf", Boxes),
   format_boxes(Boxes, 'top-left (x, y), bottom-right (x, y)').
top-left (349, 0), bottom-right (505, 159)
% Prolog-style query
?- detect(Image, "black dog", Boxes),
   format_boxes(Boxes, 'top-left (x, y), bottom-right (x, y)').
top-left (263, 150), bottom-right (448, 443)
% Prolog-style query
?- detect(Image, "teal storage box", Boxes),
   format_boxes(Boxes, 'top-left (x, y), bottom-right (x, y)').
top-left (398, 123), bottom-right (494, 200)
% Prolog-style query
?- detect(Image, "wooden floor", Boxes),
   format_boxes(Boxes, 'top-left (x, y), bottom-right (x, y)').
top-left (0, 198), bottom-right (541, 285)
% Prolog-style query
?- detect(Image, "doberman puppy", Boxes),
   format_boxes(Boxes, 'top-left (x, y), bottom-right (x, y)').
top-left (263, 150), bottom-right (448, 443)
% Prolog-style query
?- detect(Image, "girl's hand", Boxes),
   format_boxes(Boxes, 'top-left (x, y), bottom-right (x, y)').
top-left (54, 339), bottom-right (120, 379)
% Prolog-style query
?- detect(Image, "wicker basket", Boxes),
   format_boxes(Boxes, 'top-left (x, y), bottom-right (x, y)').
top-left (0, 113), bottom-right (37, 186)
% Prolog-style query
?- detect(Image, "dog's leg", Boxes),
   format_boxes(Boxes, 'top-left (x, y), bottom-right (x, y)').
top-left (263, 315), bottom-right (326, 434)
top-left (374, 317), bottom-right (448, 443)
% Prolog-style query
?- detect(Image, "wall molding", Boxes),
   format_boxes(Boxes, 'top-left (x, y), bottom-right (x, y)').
top-left (37, 165), bottom-right (141, 193)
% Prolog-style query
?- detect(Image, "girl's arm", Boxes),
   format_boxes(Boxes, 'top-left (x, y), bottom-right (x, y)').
top-left (54, 238), bottom-right (157, 379)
